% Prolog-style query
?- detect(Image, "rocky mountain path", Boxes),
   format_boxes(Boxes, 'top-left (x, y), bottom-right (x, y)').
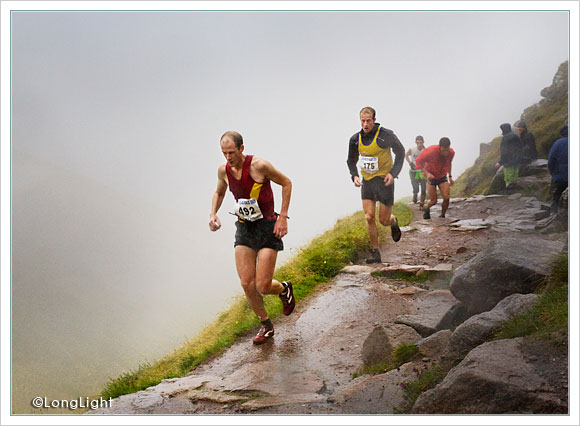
top-left (91, 194), bottom-right (566, 415)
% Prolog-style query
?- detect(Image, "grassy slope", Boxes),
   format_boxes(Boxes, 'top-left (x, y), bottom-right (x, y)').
top-left (451, 60), bottom-right (568, 199)
top-left (102, 203), bottom-right (413, 399)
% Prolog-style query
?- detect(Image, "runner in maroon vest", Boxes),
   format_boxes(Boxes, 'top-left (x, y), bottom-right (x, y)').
top-left (209, 131), bottom-right (294, 345)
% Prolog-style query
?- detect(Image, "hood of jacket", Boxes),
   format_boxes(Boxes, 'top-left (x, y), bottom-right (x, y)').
top-left (500, 123), bottom-right (512, 135)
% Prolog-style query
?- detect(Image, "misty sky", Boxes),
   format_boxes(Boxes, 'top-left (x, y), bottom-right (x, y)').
top-left (10, 9), bottom-right (570, 248)
top-left (4, 2), bottom-right (577, 420)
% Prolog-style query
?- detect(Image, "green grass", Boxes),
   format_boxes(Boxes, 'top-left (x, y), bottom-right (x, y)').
top-left (352, 343), bottom-right (419, 379)
top-left (493, 252), bottom-right (568, 344)
top-left (102, 202), bottom-right (412, 400)
top-left (394, 362), bottom-right (451, 413)
top-left (397, 195), bottom-right (413, 205)
top-left (393, 343), bottom-right (420, 364)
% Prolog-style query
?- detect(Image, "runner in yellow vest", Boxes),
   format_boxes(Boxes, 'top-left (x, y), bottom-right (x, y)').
top-left (347, 107), bottom-right (405, 263)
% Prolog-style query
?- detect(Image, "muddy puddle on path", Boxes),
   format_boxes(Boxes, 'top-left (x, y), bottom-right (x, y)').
top-left (194, 273), bottom-right (378, 395)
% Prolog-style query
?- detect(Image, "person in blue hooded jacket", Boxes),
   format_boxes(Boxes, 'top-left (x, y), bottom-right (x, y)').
top-left (548, 124), bottom-right (568, 214)
top-left (495, 123), bottom-right (522, 186)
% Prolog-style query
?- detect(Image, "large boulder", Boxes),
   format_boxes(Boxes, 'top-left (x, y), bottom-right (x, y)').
top-left (330, 362), bottom-right (418, 414)
top-left (537, 208), bottom-right (569, 234)
top-left (488, 160), bottom-right (551, 198)
top-left (361, 325), bottom-right (393, 366)
top-left (519, 159), bottom-right (549, 177)
top-left (449, 238), bottom-right (564, 315)
top-left (442, 293), bottom-right (539, 361)
top-left (412, 338), bottom-right (568, 414)
top-left (506, 175), bottom-right (551, 199)
top-left (479, 142), bottom-right (494, 157)
top-left (487, 167), bottom-right (506, 194)
top-left (416, 330), bottom-right (452, 360)
top-left (394, 290), bottom-right (461, 337)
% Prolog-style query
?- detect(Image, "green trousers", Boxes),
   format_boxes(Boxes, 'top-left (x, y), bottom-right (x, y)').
top-left (503, 165), bottom-right (520, 186)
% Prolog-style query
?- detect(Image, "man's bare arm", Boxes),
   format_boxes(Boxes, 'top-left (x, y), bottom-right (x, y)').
top-left (255, 158), bottom-right (292, 238)
top-left (209, 165), bottom-right (228, 231)
top-left (405, 148), bottom-right (413, 165)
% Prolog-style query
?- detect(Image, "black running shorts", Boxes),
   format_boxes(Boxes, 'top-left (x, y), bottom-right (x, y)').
top-left (361, 176), bottom-right (394, 206)
top-left (234, 219), bottom-right (284, 252)
top-left (428, 176), bottom-right (448, 186)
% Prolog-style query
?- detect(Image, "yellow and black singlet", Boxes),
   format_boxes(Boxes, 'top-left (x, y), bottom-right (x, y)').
top-left (358, 126), bottom-right (394, 180)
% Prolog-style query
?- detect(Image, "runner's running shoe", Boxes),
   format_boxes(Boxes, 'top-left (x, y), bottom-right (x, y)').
top-left (439, 213), bottom-right (446, 218)
top-left (391, 217), bottom-right (402, 242)
top-left (423, 207), bottom-right (431, 220)
top-left (365, 249), bottom-right (382, 264)
top-left (279, 281), bottom-right (295, 316)
top-left (253, 324), bottom-right (274, 345)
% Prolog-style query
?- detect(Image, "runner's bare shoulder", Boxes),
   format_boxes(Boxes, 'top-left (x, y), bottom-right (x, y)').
top-left (217, 163), bottom-right (228, 181)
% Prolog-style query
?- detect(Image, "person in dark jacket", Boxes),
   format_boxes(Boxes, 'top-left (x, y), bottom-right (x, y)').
top-left (347, 106), bottom-right (405, 263)
top-left (495, 123), bottom-right (522, 186)
top-left (548, 124), bottom-right (568, 214)
top-left (514, 119), bottom-right (537, 164)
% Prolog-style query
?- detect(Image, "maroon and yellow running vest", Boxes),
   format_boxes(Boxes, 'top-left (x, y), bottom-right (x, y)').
top-left (225, 155), bottom-right (276, 221)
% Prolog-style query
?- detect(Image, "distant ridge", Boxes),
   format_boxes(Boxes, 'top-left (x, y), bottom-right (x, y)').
top-left (452, 60), bottom-right (568, 198)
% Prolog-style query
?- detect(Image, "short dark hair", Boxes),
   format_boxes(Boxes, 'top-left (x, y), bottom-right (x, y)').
top-left (439, 137), bottom-right (451, 148)
top-left (415, 135), bottom-right (424, 142)
top-left (359, 106), bottom-right (376, 119)
top-left (220, 131), bottom-right (243, 149)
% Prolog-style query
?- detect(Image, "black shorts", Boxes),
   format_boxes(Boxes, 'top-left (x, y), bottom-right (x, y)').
top-left (234, 219), bottom-right (284, 252)
top-left (361, 176), bottom-right (394, 206)
top-left (428, 176), bottom-right (448, 186)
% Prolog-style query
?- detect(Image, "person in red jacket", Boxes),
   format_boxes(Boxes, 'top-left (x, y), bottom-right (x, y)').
top-left (209, 131), bottom-right (294, 345)
top-left (415, 137), bottom-right (455, 219)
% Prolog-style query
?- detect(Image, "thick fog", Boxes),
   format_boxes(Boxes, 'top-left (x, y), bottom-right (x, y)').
top-left (7, 9), bottom-right (570, 413)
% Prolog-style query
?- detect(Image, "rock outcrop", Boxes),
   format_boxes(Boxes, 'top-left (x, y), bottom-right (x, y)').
top-left (449, 237), bottom-right (564, 315)
top-left (412, 338), bottom-right (568, 414)
top-left (330, 362), bottom-right (417, 414)
top-left (539, 61), bottom-right (568, 101)
top-left (361, 326), bottom-right (393, 366)
top-left (442, 293), bottom-right (539, 361)
top-left (416, 330), bottom-right (452, 360)
top-left (394, 290), bottom-right (461, 337)
top-left (488, 159), bottom-right (552, 198)
top-left (537, 208), bottom-right (568, 234)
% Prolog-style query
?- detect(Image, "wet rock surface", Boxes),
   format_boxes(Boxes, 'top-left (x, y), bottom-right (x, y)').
top-left (413, 337), bottom-right (568, 414)
top-left (394, 290), bottom-right (461, 337)
top-left (89, 195), bottom-right (568, 415)
top-left (449, 237), bottom-right (564, 315)
top-left (361, 326), bottom-right (393, 366)
top-left (442, 293), bottom-right (540, 361)
top-left (416, 330), bottom-right (452, 360)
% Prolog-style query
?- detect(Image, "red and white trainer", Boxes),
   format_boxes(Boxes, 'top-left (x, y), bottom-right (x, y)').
top-left (279, 281), bottom-right (295, 316)
top-left (252, 324), bottom-right (274, 345)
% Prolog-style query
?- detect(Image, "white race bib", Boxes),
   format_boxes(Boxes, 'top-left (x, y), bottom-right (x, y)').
top-left (360, 156), bottom-right (379, 174)
top-left (235, 198), bottom-right (263, 221)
